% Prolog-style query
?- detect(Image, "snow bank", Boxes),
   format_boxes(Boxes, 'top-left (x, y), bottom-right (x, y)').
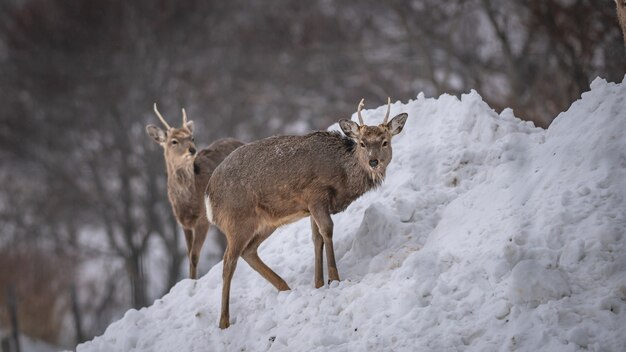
top-left (76, 76), bottom-right (626, 352)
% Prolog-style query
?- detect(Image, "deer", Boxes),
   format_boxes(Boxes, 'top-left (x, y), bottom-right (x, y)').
top-left (146, 104), bottom-right (243, 279)
top-left (205, 98), bottom-right (408, 328)
top-left (616, 0), bottom-right (626, 44)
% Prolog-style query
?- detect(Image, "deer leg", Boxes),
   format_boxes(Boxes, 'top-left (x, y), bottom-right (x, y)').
top-left (220, 242), bottom-right (241, 329)
top-left (183, 229), bottom-right (194, 277)
top-left (310, 217), bottom-right (325, 288)
top-left (183, 229), bottom-right (193, 255)
top-left (242, 250), bottom-right (290, 291)
top-left (242, 229), bottom-right (290, 291)
top-left (213, 226), bottom-right (228, 260)
top-left (310, 205), bottom-right (340, 284)
top-left (189, 220), bottom-right (209, 280)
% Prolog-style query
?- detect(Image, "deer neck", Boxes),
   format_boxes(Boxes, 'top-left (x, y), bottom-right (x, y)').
top-left (332, 148), bottom-right (384, 212)
top-left (352, 159), bottom-right (384, 195)
top-left (165, 158), bottom-right (198, 210)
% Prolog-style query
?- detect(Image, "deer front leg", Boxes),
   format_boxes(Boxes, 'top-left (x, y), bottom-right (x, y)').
top-left (183, 229), bottom-right (194, 277)
top-left (310, 204), bottom-right (339, 284)
top-left (189, 220), bottom-right (209, 279)
top-left (310, 217), bottom-right (325, 288)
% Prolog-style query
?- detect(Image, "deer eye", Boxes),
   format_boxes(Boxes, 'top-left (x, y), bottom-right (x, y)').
top-left (171, 140), bottom-right (178, 145)
top-left (382, 140), bottom-right (388, 147)
top-left (191, 137), bottom-right (195, 142)
top-left (359, 141), bottom-right (366, 148)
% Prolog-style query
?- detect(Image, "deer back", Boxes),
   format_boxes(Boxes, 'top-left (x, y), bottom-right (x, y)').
top-left (207, 132), bottom-right (377, 229)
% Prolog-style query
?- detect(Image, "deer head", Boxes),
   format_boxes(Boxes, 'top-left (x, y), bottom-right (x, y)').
top-left (146, 104), bottom-right (198, 169)
top-left (338, 98), bottom-right (408, 181)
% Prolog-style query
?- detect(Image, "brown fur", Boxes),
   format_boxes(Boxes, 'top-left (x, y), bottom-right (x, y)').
top-left (206, 110), bottom-right (408, 328)
top-left (146, 114), bottom-right (243, 279)
top-left (617, 0), bottom-right (626, 44)
top-left (169, 136), bottom-right (243, 229)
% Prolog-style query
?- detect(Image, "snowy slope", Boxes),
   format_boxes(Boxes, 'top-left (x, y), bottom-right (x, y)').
top-left (76, 77), bottom-right (626, 352)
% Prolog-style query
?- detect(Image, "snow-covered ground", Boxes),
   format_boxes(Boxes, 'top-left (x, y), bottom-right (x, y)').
top-left (76, 76), bottom-right (626, 352)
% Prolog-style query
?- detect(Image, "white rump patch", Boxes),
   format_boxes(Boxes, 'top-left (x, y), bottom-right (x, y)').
top-left (205, 194), bottom-right (214, 224)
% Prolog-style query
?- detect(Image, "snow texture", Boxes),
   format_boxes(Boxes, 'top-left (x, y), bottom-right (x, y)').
top-left (76, 76), bottom-right (626, 352)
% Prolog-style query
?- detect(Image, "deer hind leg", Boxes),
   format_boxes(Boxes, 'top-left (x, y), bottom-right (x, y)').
top-left (310, 204), bottom-right (340, 284)
top-left (189, 220), bottom-right (209, 280)
top-left (242, 227), bottom-right (290, 291)
top-left (310, 217), bottom-right (325, 288)
top-left (219, 237), bottom-right (244, 329)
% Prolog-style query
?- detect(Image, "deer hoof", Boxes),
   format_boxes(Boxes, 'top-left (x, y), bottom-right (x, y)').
top-left (219, 317), bottom-right (230, 329)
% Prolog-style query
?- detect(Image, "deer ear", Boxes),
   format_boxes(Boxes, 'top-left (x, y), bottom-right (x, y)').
top-left (146, 124), bottom-right (166, 144)
top-left (339, 119), bottom-right (360, 139)
top-left (185, 120), bottom-right (194, 133)
top-left (386, 113), bottom-right (408, 136)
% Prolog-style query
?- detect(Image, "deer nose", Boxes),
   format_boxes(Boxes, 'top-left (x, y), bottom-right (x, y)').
top-left (369, 159), bottom-right (379, 168)
top-left (189, 147), bottom-right (196, 155)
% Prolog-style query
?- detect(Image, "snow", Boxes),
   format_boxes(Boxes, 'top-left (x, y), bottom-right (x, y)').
top-left (76, 76), bottom-right (626, 352)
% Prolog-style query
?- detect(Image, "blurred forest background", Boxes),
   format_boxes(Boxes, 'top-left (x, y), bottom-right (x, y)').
top-left (0, 0), bottom-right (624, 348)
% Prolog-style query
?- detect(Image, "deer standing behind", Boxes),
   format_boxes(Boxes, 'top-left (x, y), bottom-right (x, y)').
top-left (146, 104), bottom-right (243, 279)
top-left (206, 98), bottom-right (408, 328)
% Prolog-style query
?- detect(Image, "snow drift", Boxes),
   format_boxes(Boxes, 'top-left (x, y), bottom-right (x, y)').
top-left (77, 76), bottom-right (626, 352)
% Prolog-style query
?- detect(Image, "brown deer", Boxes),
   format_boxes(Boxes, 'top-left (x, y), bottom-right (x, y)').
top-left (206, 98), bottom-right (408, 328)
top-left (146, 104), bottom-right (243, 279)
top-left (616, 0), bottom-right (626, 44)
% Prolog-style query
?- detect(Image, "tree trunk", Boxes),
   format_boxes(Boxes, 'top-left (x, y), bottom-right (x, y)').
top-left (6, 287), bottom-right (20, 352)
top-left (165, 216), bottom-right (184, 292)
top-left (128, 250), bottom-right (147, 308)
top-left (70, 284), bottom-right (84, 344)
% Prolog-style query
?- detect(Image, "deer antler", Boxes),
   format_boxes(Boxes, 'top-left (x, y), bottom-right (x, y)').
top-left (182, 108), bottom-right (188, 126)
top-left (357, 98), bottom-right (365, 125)
top-left (153, 103), bottom-right (172, 130)
top-left (382, 97), bottom-right (391, 124)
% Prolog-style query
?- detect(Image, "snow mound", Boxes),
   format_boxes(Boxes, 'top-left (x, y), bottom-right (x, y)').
top-left (77, 77), bottom-right (626, 352)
